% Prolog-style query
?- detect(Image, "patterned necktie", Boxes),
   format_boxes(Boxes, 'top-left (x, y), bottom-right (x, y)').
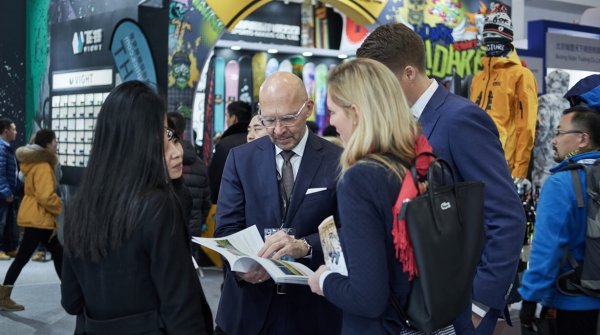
top-left (281, 150), bottom-right (295, 201)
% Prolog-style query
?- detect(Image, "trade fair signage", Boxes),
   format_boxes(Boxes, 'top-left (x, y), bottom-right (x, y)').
top-left (546, 32), bottom-right (600, 72)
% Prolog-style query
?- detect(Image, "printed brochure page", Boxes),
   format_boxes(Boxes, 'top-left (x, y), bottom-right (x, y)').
top-left (318, 215), bottom-right (348, 275)
top-left (192, 225), bottom-right (314, 285)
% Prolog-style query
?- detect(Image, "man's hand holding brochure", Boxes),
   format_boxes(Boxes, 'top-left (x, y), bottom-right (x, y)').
top-left (192, 226), bottom-right (315, 285)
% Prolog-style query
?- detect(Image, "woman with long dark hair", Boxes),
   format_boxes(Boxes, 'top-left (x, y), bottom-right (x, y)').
top-left (61, 81), bottom-right (209, 334)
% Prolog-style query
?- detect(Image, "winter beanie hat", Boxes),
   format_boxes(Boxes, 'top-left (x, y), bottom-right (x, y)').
top-left (483, 6), bottom-right (513, 57)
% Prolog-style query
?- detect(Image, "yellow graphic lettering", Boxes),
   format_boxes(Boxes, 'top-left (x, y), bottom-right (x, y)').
top-left (425, 39), bottom-right (433, 77)
top-left (445, 44), bottom-right (462, 77)
top-left (432, 44), bottom-right (448, 78)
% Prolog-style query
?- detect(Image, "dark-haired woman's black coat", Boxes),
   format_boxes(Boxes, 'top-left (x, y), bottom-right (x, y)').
top-left (61, 191), bottom-right (210, 334)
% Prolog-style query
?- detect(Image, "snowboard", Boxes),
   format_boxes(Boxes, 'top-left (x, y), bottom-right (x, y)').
top-left (202, 56), bottom-right (216, 166)
top-left (225, 59), bottom-right (240, 111)
top-left (315, 5), bottom-right (329, 49)
top-left (238, 56), bottom-right (253, 106)
top-left (302, 62), bottom-right (316, 122)
top-left (213, 56), bottom-right (226, 135)
top-left (194, 54), bottom-right (211, 148)
top-left (301, 0), bottom-right (315, 48)
top-left (314, 63), bottom-right (328, 132)
top-left (339, 13), bottom-right (369, 50)
top-left (266, 57), bottom-right (280, 78)
top-left (252, 52), bottom-right (268, 102)
top-left (290, 55), bottom-right (306, 78)
top-left (279, 59), bottom-right (293, 73)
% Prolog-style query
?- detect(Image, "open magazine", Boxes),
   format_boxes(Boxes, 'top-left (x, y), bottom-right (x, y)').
top-left (192, 225), bottom-right (314, 285)
top-left (318, 215), bottom-right (348, 276)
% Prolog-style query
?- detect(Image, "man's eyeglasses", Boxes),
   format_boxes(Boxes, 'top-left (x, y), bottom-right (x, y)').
top-left (259, 101), bottom-right (308, 129)
top-left (555, 129), bottom-right (584, 137)
top-left (165, 127), bottom-right (178, 142)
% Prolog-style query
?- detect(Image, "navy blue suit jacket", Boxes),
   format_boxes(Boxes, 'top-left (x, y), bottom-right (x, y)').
top-left (422, 86), bottom-right (525, 317)
top-left (215, 132), bottom-right (343, 335)
top-left (323, 163), bottom-right (411, 335)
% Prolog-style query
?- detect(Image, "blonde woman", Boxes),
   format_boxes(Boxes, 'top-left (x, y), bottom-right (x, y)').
top-left (307, 59), bottom-right (453, 334)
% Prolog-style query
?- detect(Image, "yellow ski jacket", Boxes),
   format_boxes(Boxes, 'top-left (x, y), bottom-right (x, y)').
top-left (470, 50), bottom-right (538, 179)
top-left (16, 145), bottom-right (62, 230)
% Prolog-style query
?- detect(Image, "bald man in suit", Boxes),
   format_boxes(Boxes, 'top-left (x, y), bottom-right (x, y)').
top-left (214, 72), bottom-right (343, 335)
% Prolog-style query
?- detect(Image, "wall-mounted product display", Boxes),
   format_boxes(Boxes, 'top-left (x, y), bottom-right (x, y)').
top-left (199, 47), bottom-right (341, 145)
top-left (50, 8), bottom-right (135, 185)
top-left (51, 91), bottom-right (109, 168)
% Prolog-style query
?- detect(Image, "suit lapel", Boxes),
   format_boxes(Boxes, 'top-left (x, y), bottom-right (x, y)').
top-left (256, 138), bottom-right (281, 226)
top-left (285, 133), bottom-right (323, 225)
top-left (420, 85), bottom-right (449, 139)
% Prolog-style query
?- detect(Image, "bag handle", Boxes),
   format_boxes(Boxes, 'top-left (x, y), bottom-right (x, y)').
top-left (425, 158), bottom-right (462, 232)
top-left (426, 158), bottom-right (456, 190)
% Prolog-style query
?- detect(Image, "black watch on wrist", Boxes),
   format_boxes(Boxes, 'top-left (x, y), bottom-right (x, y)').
top-left (301, 238), bottom-right (312, 257)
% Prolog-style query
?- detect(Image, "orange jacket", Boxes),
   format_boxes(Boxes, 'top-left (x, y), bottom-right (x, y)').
top-left (470, 50), bottom-right (538, 178)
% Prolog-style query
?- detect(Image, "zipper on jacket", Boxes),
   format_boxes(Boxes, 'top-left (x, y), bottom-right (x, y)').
top-left (481, 58), bottom-right (492, 110)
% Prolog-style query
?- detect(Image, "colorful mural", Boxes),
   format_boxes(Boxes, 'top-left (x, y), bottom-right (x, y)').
top-left (376, 0), bottom-right (489, 81)
top-left (167, 0), bottom-right (225, 142)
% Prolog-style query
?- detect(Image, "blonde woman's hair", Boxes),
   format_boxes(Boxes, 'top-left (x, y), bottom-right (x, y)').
top-left (328, 58), bottom-right (419, 180)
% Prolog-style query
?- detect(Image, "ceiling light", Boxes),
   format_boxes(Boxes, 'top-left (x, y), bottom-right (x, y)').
top-left (267, 48), bottom-right (278, 54)
top-left (338, 54), bottom-right (348, 59)
top-left (230, 45), bottom-right (241, 51)
top-left (302, 51), bottom-right (313, 57)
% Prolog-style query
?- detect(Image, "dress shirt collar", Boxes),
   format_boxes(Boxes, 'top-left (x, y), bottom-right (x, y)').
top-left (275, 126), bottom-right (309, 158)
top-left (411, 79), bottom-right (439, 119)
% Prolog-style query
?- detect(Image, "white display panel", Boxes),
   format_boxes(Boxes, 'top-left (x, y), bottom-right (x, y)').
top-left (51, 92), bottom-right (110, 167)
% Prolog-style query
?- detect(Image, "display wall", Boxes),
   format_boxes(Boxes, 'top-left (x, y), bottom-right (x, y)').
top-left (21, 0), bottom-right (600, 184)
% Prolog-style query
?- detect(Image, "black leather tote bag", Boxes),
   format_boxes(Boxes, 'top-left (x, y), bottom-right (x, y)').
top-left (401, 159), bottom-right (485, 334)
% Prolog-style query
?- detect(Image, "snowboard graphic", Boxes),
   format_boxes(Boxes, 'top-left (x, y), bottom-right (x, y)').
top-left (290, 55), bottom-right (306, 78)
top-left (279, 59), bottom-right (293, 73)
top-left (315, 5), bottom-right (329, 49)
top-left (314, 64), bottom-right (328, 132)
top-left (302, 62), bottom-right (316, 122)
top-left (252, 52), bottom-right (268, 101)
top-left (202, 56), bottom-right (216, 166)
top-left (225, 59), bottom-right (240, 109)
top-left (338, 12), bottom-right (370, 51)
top-left (266, 57), bottom-right (279, 78)
top-left (301, 0), bottom-right (315, 48)
top-left (194, 53), bottom-right (211, 148)
top-left (213, 56), bottom-right (226, 134)
top-left (238, 56), bottom-right (253, 105)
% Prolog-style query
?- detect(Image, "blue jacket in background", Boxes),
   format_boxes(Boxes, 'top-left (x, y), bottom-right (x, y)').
top-left (519, 151), bottom-right (600, 310)
top-left (0, 139), bottom-right (18, 199)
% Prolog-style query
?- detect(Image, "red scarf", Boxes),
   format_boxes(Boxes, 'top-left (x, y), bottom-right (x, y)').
top-left (391, 134), bottom-right (433, 280)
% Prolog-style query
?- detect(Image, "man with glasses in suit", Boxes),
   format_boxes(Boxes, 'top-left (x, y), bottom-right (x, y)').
top-left (214, 72), bottom-right (342, 335)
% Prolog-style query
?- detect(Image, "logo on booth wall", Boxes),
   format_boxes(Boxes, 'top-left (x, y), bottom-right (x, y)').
top-left (72, 29), bottom-right (103, 55)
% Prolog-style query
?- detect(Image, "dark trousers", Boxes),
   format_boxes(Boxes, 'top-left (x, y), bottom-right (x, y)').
top-left (0, 202), bottom-right (18, 252)
top-left (3, 227), bottom-right (63, 285)
top-left (556, 309), bottom-right (599, 335)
